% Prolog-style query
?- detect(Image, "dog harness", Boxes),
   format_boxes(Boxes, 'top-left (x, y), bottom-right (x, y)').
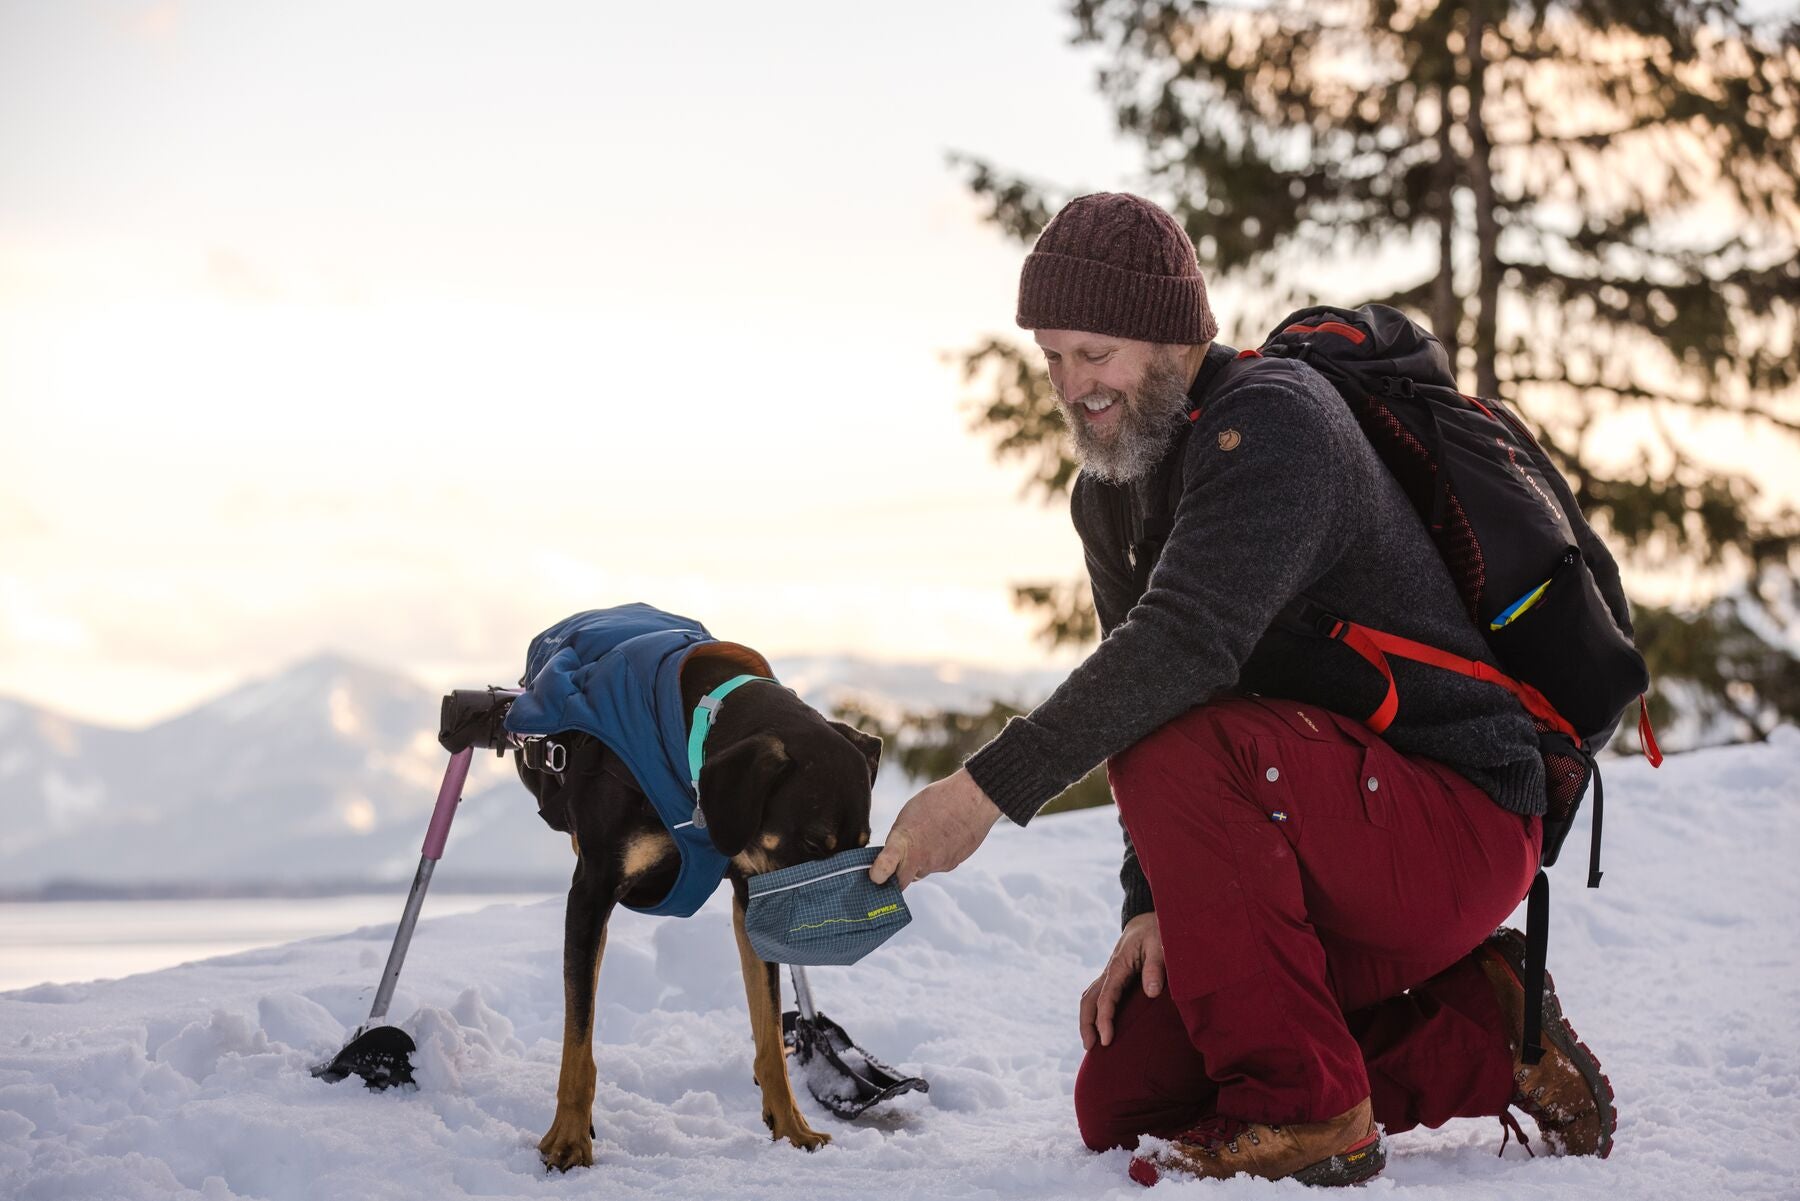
top-left (504, 603), bottom-right (776, 918)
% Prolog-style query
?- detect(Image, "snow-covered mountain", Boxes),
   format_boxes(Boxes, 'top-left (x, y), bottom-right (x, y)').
top-left (0, 652), bottom-right (1068, 894)
top-left (0, 655), bottom-right (485, 892)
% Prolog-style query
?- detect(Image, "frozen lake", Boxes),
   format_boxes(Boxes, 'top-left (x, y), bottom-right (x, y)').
top-left (0, 891), bottom-right (557, 992)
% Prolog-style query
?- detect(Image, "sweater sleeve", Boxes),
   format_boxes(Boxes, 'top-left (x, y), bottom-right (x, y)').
top-left (1119, 819), bottom-right (1155, 926)
top-left (964, 379), bottom-right (1361, 825)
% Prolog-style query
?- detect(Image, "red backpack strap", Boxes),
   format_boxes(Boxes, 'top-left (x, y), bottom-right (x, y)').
top-left (1280, 321), bottom-right (1366, 345)
top-left (1320, 615), bottom-right (1580, 741)
top-left (1188, 347), bottom-right (1267, 423)
top-left (1330, 623), bottom-right (1401, 732)
top-left (1637, 695), bottom-right (1663, 766)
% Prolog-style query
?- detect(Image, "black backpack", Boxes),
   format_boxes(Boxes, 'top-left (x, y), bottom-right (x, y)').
top-left (1153, 303), bottom-right (1662, 1061)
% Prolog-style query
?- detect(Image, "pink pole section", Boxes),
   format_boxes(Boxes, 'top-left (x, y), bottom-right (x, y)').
top-left (422, 748), bottom-right (473, 861)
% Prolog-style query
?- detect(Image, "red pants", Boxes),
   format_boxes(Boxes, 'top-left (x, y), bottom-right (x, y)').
top-left (1075, 698), bottom-right (1541, 1150)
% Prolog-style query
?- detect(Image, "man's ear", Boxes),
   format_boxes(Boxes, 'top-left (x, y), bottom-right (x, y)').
top-left (827, 720), bottom-right (883, 787)
top-left (697, 733), bottom-right (792, 858)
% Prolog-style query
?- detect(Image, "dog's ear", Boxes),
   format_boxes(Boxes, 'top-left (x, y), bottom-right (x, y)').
top-left (827, 720), bottom-right (883, 787)
top-left (697, 733), bottom-right (793, 858)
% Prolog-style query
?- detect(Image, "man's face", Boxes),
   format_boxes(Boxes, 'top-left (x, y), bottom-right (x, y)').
top-left (1035, 329), bottom-right (1195, 484)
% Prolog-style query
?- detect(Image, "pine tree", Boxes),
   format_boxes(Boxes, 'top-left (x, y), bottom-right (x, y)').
top-left (954, 0), bottom-right (1800, 748)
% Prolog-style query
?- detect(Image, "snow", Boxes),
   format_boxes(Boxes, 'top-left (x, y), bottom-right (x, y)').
top-left (3, 731), bottom-right (1798, 1200)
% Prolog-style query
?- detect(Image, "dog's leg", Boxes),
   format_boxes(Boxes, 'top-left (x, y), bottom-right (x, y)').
top-left (731, 892), bottom-right (830, 1150)
top-left (539, 876), bottom-right (612, 1171)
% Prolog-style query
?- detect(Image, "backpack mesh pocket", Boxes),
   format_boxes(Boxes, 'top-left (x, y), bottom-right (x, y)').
top-left (1538, 729), bottom-right (1592, 868)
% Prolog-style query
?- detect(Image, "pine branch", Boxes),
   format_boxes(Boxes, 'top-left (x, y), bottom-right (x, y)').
top-left (947, 154), bottom-right (1061, 245)
top-left (949, 0), bottom-right (1800, 746)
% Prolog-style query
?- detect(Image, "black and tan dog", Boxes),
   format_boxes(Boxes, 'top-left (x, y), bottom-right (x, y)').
top-left (514, 641), bottom-right (880, 1171)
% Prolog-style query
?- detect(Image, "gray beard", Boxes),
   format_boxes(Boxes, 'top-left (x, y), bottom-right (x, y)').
top-left (1061, 353), bottom-right (1193, 485)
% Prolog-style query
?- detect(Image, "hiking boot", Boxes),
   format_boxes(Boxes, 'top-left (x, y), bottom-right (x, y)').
top-left (1126, 1097), bottom-right (1384, 1187)
top-left (1477, 926), bottom-right (1616, 1157)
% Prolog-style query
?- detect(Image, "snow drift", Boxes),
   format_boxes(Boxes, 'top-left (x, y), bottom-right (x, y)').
top-left (2, 730), bottom-right (1797, 1199)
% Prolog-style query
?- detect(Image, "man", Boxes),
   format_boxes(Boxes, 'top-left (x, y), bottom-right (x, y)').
top-left (869, 193), bottom-right (1615, 1185)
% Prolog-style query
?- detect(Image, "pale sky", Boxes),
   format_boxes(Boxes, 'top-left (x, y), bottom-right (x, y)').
top-left (5, 2), bottom-right (1792, 729)
top-left (0, 0), bottom-right (1155, 726)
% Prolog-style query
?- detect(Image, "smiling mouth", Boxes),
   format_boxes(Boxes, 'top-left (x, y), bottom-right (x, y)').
top-left (1074, 393), bottom-right (1122, 425)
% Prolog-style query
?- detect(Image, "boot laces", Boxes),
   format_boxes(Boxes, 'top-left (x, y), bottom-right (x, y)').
top-left (1175, 1115), bottom-right (1252, 1152)
top-left (1497, 1109), bottom-right (1535, 1158)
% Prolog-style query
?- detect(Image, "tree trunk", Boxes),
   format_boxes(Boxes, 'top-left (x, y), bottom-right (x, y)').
top-left (1466, 8), bottom-right (1502, 398)
top-left (1433, 83), bottom-right (1462, 383)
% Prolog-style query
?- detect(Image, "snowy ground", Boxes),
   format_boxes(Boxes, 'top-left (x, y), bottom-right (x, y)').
top-left (3, 731), bottom-right (1797, 1200)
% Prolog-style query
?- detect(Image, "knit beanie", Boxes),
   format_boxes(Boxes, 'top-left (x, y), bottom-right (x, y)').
top-left (1015, 192), bottom-right (1218, 345)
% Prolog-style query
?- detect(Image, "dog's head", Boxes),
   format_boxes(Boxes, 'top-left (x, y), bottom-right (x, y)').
top-left (698, 712), bottom-right (881, 876)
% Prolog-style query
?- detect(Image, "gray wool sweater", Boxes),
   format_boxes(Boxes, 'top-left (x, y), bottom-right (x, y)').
top-left (963, 345), bottom-right (1549, 927)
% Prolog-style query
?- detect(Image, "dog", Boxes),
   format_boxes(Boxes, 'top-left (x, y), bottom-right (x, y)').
top-left (513, 639), bottom-right (881, 1171)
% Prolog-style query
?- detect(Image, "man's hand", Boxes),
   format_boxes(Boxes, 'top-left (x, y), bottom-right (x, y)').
top-left (868, 768), bottom-right (1002, 889)
top-left (1079, 911), bottom-right (1165, 1050)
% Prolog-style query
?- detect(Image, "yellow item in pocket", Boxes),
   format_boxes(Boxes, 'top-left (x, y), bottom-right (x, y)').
top-left (1490, 578), bottom-right (1553, 630)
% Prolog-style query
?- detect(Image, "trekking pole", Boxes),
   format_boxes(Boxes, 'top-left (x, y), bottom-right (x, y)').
top-left (790, 964), bottom-right (820, 1022)
top-left (364, 746), bottom-right (472, 1027)
top-left (313, 746), bottom-right (473, 1088)
top-left (783, 963), bottom-right (927, 1118)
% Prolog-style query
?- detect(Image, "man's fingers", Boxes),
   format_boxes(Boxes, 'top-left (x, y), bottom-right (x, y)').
top-left (1094, 954), bottom-right (1132, 1047)
top-left (869, 831), bottom-right (909, 886)
top-left (1078, 981), bottom-right (1101, 1051)
top-left (1142, 951), bottom-right (1166, 999)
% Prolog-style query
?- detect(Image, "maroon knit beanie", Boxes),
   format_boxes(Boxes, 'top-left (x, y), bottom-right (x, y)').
top-left (1015, 192), bottom-right (1218, 345)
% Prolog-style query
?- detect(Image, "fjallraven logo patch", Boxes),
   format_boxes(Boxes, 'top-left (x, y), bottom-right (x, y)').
top-left (1217, 429), bottom-right (1242, 451)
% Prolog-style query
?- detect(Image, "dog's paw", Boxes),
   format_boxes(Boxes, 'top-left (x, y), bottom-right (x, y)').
top-left (538, 1112), bottom-right (595, 1172)
top-left (766, 1109), bottom-right (831, 1152)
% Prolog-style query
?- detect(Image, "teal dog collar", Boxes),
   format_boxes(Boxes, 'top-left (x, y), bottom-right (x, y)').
top-left (685, 673), bottom-right (778, 829)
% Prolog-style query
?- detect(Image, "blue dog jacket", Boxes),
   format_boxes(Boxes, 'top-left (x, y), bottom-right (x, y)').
top-left (504, 603), bottom-right (774, 918)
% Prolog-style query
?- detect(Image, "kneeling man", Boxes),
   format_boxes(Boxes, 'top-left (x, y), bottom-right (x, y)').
top-left (872, 192), bottom-right (1614, 1186)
